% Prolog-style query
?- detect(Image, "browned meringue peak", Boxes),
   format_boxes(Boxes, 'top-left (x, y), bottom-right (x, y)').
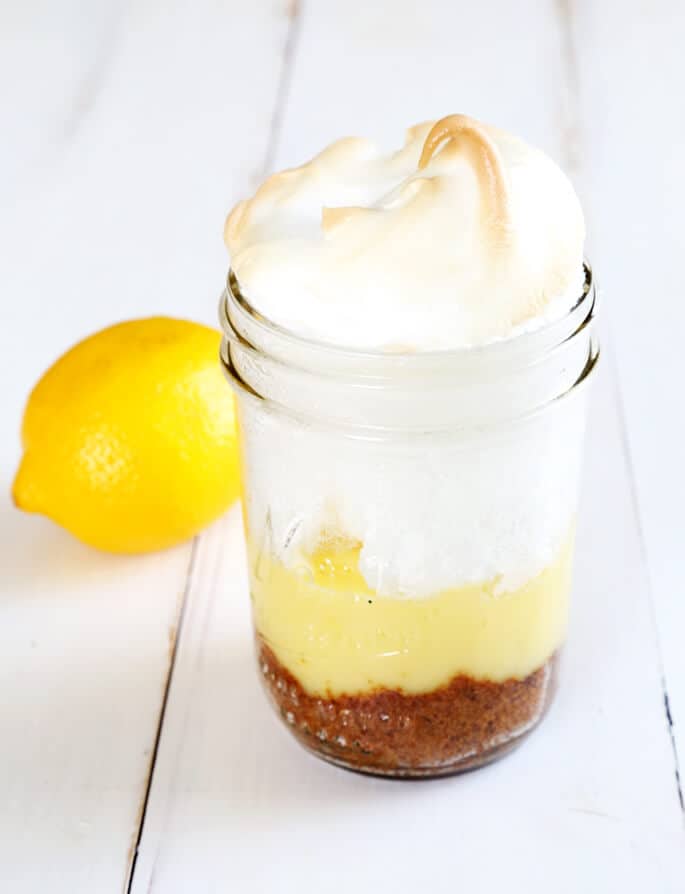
top-left (224, 114), bottom-right (585, 351)
top-left (418, 115), bottom-right (512, 247)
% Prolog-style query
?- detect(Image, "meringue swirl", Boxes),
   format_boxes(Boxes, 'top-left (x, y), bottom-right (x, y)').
top-left (225, 114), bottom-right (585, 350)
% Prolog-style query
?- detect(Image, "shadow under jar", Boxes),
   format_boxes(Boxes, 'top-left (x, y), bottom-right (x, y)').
top-left (219, 266), bottom-right (599, 778)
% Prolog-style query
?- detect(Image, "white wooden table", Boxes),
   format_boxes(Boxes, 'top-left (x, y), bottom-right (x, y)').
top-left (1, 2), bottom-right (683, 891)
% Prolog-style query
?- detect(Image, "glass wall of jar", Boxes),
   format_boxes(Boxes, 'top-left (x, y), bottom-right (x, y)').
top-left (219, 267), bottom-right (599, 778)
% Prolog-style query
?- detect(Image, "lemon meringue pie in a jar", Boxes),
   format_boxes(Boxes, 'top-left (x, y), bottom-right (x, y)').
top-left (219, 114), bottom-right (598, 777)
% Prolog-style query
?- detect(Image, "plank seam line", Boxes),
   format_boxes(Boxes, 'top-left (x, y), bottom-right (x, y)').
top-left (61, 0), bottom-right (127, 149)
top-left (125, 537), bottom-right (199, 893)
top-left (608, 339), bottom-right (684, 817)
top-left (258, 0), bottom-right (303, 180)
top-left (140, 521), bottom-right (229, 892)
top-left (560, 0), bottom-right (683, 820)
top-left (555, 0), bottom-right (581, 176)
top-left (664, 692), bottom-right (684, 813)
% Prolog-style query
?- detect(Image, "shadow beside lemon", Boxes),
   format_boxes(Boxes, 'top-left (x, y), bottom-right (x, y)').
top-left (12, 317), bottom-right (240, 554)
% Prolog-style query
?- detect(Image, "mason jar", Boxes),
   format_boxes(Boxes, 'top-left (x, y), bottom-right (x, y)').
top-left (219, 266), bottom-right (599, 778)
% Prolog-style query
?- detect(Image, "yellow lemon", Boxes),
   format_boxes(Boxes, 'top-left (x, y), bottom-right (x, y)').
top-left (12, 317), bottom-right (239, 553)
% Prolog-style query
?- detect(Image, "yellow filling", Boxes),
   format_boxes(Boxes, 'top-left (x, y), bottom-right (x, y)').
top-left (250, 533), bottom-right (574, 697)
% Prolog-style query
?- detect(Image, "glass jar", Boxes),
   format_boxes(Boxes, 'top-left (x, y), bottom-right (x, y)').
top-left (219, 267), bottom-right (599, 778)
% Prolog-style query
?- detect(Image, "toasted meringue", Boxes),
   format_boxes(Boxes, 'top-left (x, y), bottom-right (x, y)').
top-left (224, 114), bottom-right (585, 350)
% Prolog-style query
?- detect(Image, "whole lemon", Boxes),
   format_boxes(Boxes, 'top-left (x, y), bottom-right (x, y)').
top-left (12, 317), bottom-right (239, 553)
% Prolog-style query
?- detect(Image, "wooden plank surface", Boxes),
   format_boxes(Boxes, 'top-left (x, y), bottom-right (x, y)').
top-left (130, 1), bottom-right (685, 891)
top-left (0, 1), bottom-right (289, 890)
top-left (574, 0), bottom-right (685, 771)
top-left (2, 1), bottom-right (683, 890)
top-left (0, 515), bottom-right (192, 892)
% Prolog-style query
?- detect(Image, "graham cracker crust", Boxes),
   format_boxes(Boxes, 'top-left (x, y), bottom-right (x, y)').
top-left (256, 637), bottom-right (558, 778)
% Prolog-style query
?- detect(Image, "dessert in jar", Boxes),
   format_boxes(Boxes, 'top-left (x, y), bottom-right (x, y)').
top-left (219, 114), bottom-right (599, 777)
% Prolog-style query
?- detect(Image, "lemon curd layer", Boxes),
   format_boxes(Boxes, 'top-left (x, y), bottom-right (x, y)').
top-left (250, 533), bottom-right (574, 697)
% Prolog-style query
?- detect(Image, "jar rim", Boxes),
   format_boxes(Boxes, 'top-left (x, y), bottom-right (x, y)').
top-left (219, 263), bottom-right (599, 437)
top-left (222, 263), bottom-right (595, 375)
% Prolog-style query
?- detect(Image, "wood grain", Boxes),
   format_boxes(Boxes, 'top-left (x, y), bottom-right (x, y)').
top-left (0, 1), bottom-right (290, 891)
top-left (574, 0), bottom-right (685, 781)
